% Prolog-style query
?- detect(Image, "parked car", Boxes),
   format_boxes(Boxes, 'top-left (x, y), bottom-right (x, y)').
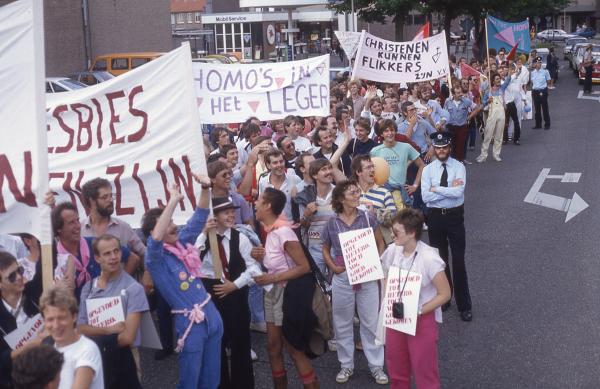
top-left (564, 37), bottom-right (587, 60)
top-left (192, 57), bottom-right (222, 64)
top-left (203, 54), bottom-right (235, 64)
top-left (577, 52), bottom-right (600, 84)
top-left (573, 44), bottom-right (600, 76)
top-left (45, 77), bottom-right (87, 93)
top-left (566, 42), bottom-right (588, 68)
top-left (536, 29), bottom-right (576, 42)
top-left (90, 52), bottom-right (164, 76)
top-left (68, 71), bottom-right (114, 86)
top-left (575, 27), bottom-right (596, 39)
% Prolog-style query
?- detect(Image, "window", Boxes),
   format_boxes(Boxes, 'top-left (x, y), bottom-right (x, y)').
top-left (195, 12), bottom-right (201, 23)
top-left (132, 58), bottom-right (150, 69)
top-left (92, 59), bottom-right (107, 71)
top-left (176, 13), bottom-right (185, 24)
top-left (51, 82), bottom-right (67, 92)
top-left (171, 13), bottom-right (175, 25)
top-left (187, 12), bottom-right (193, 23)
top-left (111, 58), bottom-right (129, 70)
top-left (45, 82), bottom-right (53, 93)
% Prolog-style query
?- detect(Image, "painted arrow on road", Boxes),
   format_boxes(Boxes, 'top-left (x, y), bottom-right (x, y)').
top-left (524, 168), bottom-right (589, 222)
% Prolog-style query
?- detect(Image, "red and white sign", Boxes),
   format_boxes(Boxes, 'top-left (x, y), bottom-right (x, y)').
top-left (86, 296), bottom-right (125, 328)
top-left (46, 44), bottom-right (206, 228)
top-left (192, 55), bottom-right (330, 123)
top-left (381, 266), bottom-right (422, 336)
top-left (0, 0), bottom-right (51, 243)
top-left (338, 227), bottom-right (384, 285)
top-left (3, 314), bottom-right (44, 350)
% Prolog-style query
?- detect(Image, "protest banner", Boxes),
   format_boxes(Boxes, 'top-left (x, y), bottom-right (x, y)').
top-left (338, 227), bottom-right (384, 285)
top-left (335, 30), bottom-right (362, 59)
top-left (3, 314), bottom-right (44, 350)
top-left (0, 0), bottom-right (51, 244)
top-left (486, 16), bottom-right (531, 55)
top-left (46, 43), bottom-right (206, 228)
top-left (352, 31), bottom-right (450, 84)
top-left (192, 55), bottom-right (329, 123)
top-left (86, 296), bottom-right (125, 328)
top-left (140, 311), bottom-right (162, 349)
top-left (381, 266), bottom-right (422, 336)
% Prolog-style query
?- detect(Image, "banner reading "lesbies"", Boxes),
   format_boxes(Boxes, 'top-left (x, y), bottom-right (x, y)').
top-left (46, 44), bottom-right (206, 228)
top-left (352, 31), bottom-right (450, 84)
top-left (192, 55), bottom-right (330, 123)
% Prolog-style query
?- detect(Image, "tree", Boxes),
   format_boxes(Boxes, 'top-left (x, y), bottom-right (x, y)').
top-left (328, 0), bottom-right (421, 41)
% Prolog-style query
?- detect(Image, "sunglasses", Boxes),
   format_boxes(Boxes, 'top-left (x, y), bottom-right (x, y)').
top-left (2, 266), bottom-right (24, 283)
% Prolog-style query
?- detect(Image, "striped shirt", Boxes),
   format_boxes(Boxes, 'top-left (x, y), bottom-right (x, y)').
top-left (360, 184), bottom-right (396, 213)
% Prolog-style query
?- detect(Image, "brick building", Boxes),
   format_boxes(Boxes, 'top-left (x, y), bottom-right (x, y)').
top-left (0, 0), bottom-right (172, 76)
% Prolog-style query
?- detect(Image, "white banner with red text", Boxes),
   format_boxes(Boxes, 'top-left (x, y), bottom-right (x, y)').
top-left (352, 30), bottom-right (450, 84)
top-left (46, 44), bottom-right (206, 228)
top-left (192, 55), bottom-right (330, 123)
top-left (0, 0), bottom-right (51, 242)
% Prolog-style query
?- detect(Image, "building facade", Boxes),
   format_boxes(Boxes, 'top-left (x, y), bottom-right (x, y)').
top-left (1, 0), bottom-right (172, 76)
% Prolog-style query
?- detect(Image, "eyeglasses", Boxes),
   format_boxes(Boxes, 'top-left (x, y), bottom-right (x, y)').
top-left (219, 171), bottom-right (233, 178)
top-left (2, 266), bottom-right (24, 283)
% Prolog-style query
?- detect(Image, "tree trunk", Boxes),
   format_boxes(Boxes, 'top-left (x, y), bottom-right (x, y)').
top-left (394, 12), bottom-right (405, 41)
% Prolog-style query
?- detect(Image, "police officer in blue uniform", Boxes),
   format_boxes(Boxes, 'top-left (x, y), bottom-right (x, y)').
top-left (143, 179), bottom-right (223, 389)
top-left (421, 132), bottom-right (473, 322)
top-left (530, 56), bottom-right (551, 130)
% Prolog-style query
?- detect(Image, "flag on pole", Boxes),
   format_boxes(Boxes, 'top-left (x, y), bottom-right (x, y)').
top-left (506, 42), bottom-right (519, 61)
top-left (460, 62), bottom-right (487, 80)
top-left (412, 22), bottom-right (430, 41)
top-left (486, 16), bottom-right (531, 54)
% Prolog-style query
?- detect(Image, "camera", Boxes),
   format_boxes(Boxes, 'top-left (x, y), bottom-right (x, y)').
top-left (392, 302), bottom-right (404, 319)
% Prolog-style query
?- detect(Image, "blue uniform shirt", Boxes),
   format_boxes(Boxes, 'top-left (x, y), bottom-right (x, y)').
top-left (145, 208), bottom-right (222, 353)
top-left (421, 157), bottom-right (466, 208)
top-left (530, 68), bottom-right (551, 90)
top-left (397, 118), bottom-right (437, 153)
top-left (443, 97), bottom-right (473, 126)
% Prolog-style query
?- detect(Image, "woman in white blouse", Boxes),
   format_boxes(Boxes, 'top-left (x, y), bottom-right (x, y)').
top-left (380, 209), bottom-right (451, 389)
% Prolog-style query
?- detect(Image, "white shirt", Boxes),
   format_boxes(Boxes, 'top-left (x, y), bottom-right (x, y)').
top-left (292, 136), bottom-right (314, 153)
top-left (56, 335), bottom-right (104, 389)
top-left (194, 228), bottom-right (262, 289)
top-left (2, 296), bottom-right (27, 326)
top-left (381, 241), bottom-right (446, 323)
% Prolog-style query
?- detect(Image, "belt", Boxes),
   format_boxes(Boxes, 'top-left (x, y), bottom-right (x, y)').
top-left (533, 88), bottom-right (547, 92)
top-left (429, 205), bottom-right (464, 215)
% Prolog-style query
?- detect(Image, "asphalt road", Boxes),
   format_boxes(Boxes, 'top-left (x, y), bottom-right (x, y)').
top-left (141, 55), bottom-right (600, 389)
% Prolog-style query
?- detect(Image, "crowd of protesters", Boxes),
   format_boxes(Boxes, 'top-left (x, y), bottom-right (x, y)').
top-left (0, 45), bottom-right (553, 389)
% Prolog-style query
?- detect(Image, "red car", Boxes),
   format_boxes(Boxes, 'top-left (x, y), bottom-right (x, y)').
top-left (579, 53), bottom-right (600, 84)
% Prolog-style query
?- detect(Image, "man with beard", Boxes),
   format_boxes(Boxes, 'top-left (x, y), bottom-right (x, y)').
top-left (81, 178), bottom-right (144, 275)
top-left (421, 132), bottom-right (472, 322)
top-left (414, 84), bottom-right (449, 131)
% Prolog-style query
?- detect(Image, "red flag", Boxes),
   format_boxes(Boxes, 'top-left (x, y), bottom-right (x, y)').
top-left (506, 42), bottom-right (519, 61)
top-left (413, 22), bottom-right (430, 41)
top-left (460, 62), bottom-right (484, 80)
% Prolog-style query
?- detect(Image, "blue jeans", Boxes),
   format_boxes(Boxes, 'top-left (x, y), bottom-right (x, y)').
top-left (248, 284), bottom-right (265, 324)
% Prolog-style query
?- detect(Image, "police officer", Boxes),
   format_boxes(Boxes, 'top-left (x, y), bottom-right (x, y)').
top-left (530, 56), bottom-right (551, 130)
top-left (420, 132), bottom-right (473, 322)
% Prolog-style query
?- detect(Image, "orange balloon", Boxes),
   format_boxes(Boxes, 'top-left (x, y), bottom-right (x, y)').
top-left (371, 157), bottom-right (390, 186)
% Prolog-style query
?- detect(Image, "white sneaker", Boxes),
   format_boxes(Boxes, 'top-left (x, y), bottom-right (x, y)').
top-left (422, 222), bottom-right (428, 231)
top-left (462, 159), bottom-right (472, 165)
top-left (335, 368), bottom-right (354, 383)
top-left (249, 322), bottom-right (267, 333)
top-left (493, 157), bottom-right (502, 162)
top-left (476, 156), bottom-right (486, 163)
top-left (327, 339), bottom-right (337, 352)
top-left (371, 367), bottom-right (389, 385)
top-left (250, 349), bottom-right (258, 362)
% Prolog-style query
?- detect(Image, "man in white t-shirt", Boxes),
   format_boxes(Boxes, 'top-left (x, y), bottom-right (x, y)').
top-left (258, 148), bottom-right (300, 221)
top-left (40, 286), bottom-right (104, 389)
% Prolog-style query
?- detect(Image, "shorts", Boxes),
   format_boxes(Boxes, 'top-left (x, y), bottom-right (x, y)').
top-left (264, 283), bottom-right (285, 326)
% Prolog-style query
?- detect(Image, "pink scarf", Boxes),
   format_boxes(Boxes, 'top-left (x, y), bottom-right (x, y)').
top-left (262, 215), bottom-right (294, 233)
top-left (164, 241), bottom-right (203, 278)
top-left (56, 238), bottom-right (91, 288)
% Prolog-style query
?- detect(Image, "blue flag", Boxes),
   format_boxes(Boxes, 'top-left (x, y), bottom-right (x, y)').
top-left (486, 16), bottom-right (531, 54)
